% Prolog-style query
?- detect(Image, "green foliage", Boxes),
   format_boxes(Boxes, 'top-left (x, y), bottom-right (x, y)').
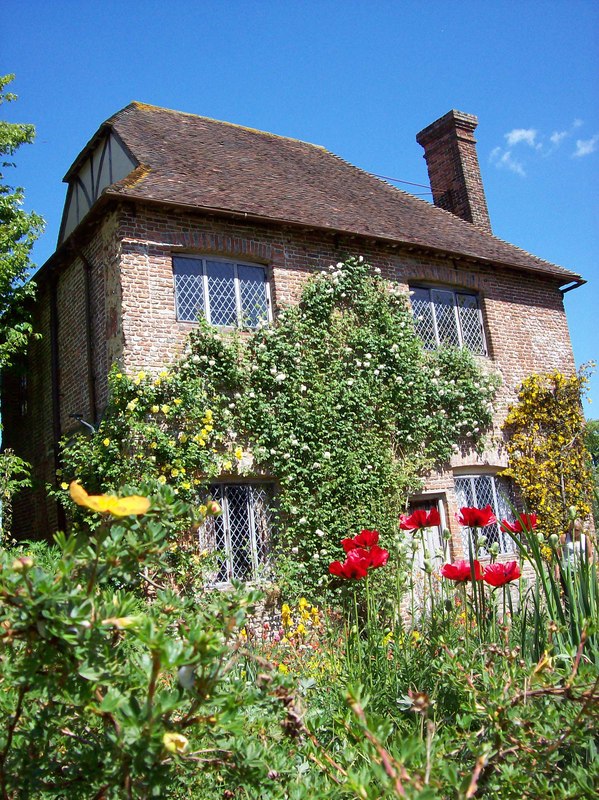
top-left (585, 418), bottom-right (599, 527)
top-left (0, 74), bottom-right (44, 370)
top-left (502, 368), bottom-right (593, 541)
top-left (0, 490), bottom-right (304, 799)
top-left (59, 257), bottom-right (499, 599)
top-left (0, 447), bottom-right (30, 540)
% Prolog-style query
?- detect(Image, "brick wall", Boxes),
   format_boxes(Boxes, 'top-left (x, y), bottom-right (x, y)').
top-left (5, 200), bottom-right (576, 555)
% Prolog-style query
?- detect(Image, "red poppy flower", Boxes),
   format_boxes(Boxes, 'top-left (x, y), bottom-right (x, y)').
top-left (399, 508), bottom-right (441, 531)
top-left (368, 545), bottom-right (389, 569)
top-left (483, 561), bottom-right (521, 587)
top-left (500, 514), bottom-right (537, 534)
top-left (353, 529), bottom-right (380, 548)
top-left (329, 531), bottom-right (389, 579)
top-left (440, 559), bottom-right (484, 582)
top-left (329, 548), bottom-right (371, 580)
top-left (456, 505), bottom-right (497, 528)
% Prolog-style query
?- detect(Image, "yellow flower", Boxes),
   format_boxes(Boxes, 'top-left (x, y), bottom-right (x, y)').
top-left (173, 398), bottom-right (182, 406)
top-left (203, 409), bottom-right (213, 422)
top-left (295, 623), bottom-right (307, 637)
top-left (157, 475), bottom-right (167, 485)
top-left (60, 482), bottom-right (69, 490)
top-left (115, 372), bottom-right (123, 379)
top-left (69, 482), bottom-right (150, 517)
top-left (278, 663), bottom-right (289, 674)
top-left (151, 405), bottom-right (160, 413)
top-left (222, 460), bottom-right (233, 472)
top-left (298, 597), bottom-right (309, 610)
top-left (161, 404), bottom-right (170, 414)
top-left (103, 438), bottom-right (110, 447)
top-left (162, 732), bottom-right (189, 755)
top-left (101, 616), bottom-right (141, 630)
top-left (182, 481), bottom-right (191, 490)
top-left (150, 441), bottom-right (158, 449)
top-left (171, 468), bottom-right (179, 478)
top-left (234, 447), bottom-right (243, 460)
top-left (126, 399), bottom-right (138, 412)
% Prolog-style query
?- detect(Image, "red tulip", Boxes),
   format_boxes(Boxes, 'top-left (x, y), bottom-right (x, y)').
top-left (399, 508), bottom-right (441, 531)
top-left (500, 514), bottom-right (537, 534)
top-left (456, 505), bottom-right (497, 528)
top-left (440, 559), bottom-right (484, 582)
top-left (483, 561), bottom-right (521, 587)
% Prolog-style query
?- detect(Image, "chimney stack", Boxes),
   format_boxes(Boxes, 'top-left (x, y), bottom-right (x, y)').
top-left (416, 110), bottom-right (492, 234)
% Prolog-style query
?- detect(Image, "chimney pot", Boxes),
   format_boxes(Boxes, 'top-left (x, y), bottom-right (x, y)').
top-left (416, 110), bottom-right (492, 233)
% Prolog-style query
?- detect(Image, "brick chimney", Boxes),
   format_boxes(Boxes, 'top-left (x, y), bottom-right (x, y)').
top-left (416, 110), bottom-right (492, 233)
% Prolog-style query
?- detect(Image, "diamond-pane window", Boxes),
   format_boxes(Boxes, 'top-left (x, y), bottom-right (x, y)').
top-left (410, 286), bottom-right (486, 355)
top-left (202, 484), bottom-right (275, 583)
top-left (454, 475), bottom-right (515, 555)
top-left (173, 257), bottom-right (270, 328)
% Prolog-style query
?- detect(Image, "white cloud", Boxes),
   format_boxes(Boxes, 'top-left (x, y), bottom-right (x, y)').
top-left (490, 147), bottom-right (526, 176)
top-left (550, 130), bottom-right (568, 146)
top-left (573, 134), bottom-right (599, 158)
top-left (505, 128), bottom-right (539, 148)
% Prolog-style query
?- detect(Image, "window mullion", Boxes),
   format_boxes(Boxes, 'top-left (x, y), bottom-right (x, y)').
top-left (429, 292), bottom-right (441, 347)
top-left (202, 259), bottom-right (211, 325)
top-left (246, 488), bottom-right (259, 579)
top-left (221, 487), bottom-right (234, 581)
top-left (233, 264), bottom-right (243, 327)
top-left (452, 292), bottom-right (463, 347)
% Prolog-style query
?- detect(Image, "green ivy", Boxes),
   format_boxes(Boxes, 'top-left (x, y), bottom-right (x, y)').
top-left (58, 257), bottom-right (499, 598)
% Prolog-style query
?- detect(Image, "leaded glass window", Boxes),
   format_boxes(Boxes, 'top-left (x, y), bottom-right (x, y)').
top-left (201, 483), bottom-right (275, 583)
top-left (173, 256), bottom-right (270, 328)
top-left (410, 286), bottom-right (486, 355)
top-left (454, 474), bottom-right (515, 555)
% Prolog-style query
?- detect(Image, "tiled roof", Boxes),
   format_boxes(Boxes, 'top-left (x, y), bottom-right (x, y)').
top-left (87, 102), bottom-right (579, 282)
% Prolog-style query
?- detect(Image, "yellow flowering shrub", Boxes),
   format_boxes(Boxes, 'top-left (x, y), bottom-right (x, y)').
top-left (502, 369), bottom-right (592, 540)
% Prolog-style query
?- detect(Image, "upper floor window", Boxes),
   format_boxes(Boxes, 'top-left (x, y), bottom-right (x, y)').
top-left (202, 483), bottom-right (275, 584)
top-left (454, 474), bottom-right (514, 555)
top-left (410, 286), bottom-right (486, 355)
top-left (173, 256), bottom-right (271, 328)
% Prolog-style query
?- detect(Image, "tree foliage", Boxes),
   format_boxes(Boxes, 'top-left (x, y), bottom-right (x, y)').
top-left (0, 74), bottom-right (44, 370)
top-left (502, 368), bottom-right (593, 540)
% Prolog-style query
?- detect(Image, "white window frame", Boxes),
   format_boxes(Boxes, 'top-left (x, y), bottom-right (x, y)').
top-left (410, 285), bottom-right (487, 355)
top-left (454, 474), bottom-right (515, 555)
top-left (173, 255), bottom-right (272, 328)
top-left (200, 483), bottom-right (275, 585)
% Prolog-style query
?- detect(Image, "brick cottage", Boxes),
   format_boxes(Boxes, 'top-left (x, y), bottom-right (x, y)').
top-left (2, 104), bottom-right (584, 579)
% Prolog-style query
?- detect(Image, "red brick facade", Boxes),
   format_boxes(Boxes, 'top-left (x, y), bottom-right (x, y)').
top-left (4, 198), bottom-right (576, 555)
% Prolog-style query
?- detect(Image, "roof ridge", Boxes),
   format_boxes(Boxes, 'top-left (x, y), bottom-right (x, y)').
top-left (127, 101), bottom-right (327, 150)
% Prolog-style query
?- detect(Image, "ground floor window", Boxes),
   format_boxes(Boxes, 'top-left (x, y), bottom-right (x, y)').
top-left (203, 483), bottom-right (275, 583)
top-left (454, 474), bottom-right (515, 555)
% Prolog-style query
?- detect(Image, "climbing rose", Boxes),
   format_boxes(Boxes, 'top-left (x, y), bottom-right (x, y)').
top-left (483, 561), bottom-right (521, 587)
top-left (440, 559), bottom-right (484, 582)
top-left (399, 508), bottom-right (441, 531)
top-left (456, 505), bottom-right (497, 528)
top-left (500, 514), bottom-right (537, 534)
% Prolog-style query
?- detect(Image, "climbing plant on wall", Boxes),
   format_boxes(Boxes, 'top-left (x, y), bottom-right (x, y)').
top-left (502, 368), bottom-right (593, 541)
top-left (58, 257), bottom-right (499, 597)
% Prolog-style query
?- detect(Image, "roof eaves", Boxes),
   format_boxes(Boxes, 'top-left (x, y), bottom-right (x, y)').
top-left (102, 188), bottom-right (582, 284)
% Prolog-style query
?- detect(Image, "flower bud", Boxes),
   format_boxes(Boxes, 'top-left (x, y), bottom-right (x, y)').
top-left (423, 558), bottom-right (433, 574)
top-left (442, 528), bottom-right (452, 541)
top-left (12, 556), bottom-right (33, 573)
top-left (489, 542), bottom-right (500, 555)
top-left (476, 536), bottom-right (487, 549)
top-left (549, 533), bottom-right (560, 548)
top-left (537, 533), bottom-right (545, 544)
top-left (568, 506), bottom-right (578, 521)
top-left (177, 665), bottom-right (196, 690)
top-left (205, 499), bottom-right (221, 517)
top-left (163, 732), bottom-right (189, 754)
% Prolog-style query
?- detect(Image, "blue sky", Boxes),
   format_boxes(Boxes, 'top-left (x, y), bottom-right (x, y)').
top-left (3, 0), bottom-right (598, 413)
